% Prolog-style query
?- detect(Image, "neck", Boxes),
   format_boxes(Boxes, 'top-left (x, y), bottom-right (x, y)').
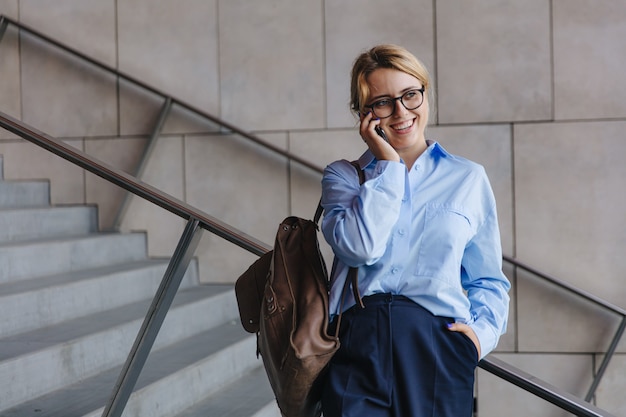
top-left (399, 140), bottom-right (428, 171)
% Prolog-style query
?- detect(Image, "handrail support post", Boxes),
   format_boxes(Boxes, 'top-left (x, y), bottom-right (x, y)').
top-left (101, 217), bottom-right (203, 417)
top-left (585, 315), bottom-right (626, 402)
top-left (111, 97), bottom-right (173, 232)
top-left (0, 16), bottom-right (9, 43)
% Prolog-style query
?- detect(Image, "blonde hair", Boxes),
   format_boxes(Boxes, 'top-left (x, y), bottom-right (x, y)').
top-left (350, 44), bottom-right (431, 116)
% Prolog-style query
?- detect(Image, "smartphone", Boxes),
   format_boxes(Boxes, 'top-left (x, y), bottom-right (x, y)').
top-left (375, 126), bottom-right (388, 142)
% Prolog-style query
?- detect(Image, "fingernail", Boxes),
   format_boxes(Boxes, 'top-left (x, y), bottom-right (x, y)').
top-left (446, 322), bottom-right (453, 329)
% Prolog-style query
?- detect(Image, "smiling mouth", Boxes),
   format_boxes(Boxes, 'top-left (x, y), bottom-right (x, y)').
top-left (390, 118), bottom-right (414, 133)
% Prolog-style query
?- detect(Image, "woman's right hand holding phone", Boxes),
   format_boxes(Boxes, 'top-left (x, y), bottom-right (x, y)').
top-left (359, 111), bottom-right (400, 163)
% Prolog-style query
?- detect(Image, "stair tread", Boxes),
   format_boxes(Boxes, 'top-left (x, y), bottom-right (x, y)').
top-left (0, 232), bottom-right (148, 283)
top-left (0, 205), bottom-right (94, 215)
top-left (0, 259), bottom-right (166, 296)
top-left (0, 180), bottom-right (50, 208)
top-left (0, 284), bottom-right (233, 362)
top-left (175, 366), bottom-right (276, 417)
top-left (0, 321), bottom-right (252, 417)
top-left (0, 204), bottom-right (91, 212)
top-left (0, 231), bottom-right (123, 248)
top-left (0, 205), bottom-right (96, 242)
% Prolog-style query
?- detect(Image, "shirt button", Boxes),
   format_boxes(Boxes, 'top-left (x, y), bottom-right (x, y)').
top-left (398, 229), bottom-right (405, 236)
top-left (392, 268), bottom-right (399, 274)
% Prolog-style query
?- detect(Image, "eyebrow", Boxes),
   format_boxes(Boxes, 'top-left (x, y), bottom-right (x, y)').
top-left (369, 86), bottom-right (422, 101)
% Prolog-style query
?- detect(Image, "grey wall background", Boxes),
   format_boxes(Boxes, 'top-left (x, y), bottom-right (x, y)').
top-left (1, 1), bottom-right (625, 415)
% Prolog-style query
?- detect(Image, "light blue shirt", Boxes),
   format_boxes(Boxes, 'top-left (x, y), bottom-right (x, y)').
top-left (321, 141), bottom-right (510, 358)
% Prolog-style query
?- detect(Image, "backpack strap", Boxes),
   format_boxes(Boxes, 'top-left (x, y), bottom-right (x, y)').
top-left (314, 199), bottom-right (324, 225)
top-left (347, 160), bottom-right (365, 309)
top-left (349, 160), bottom-right (365, 185)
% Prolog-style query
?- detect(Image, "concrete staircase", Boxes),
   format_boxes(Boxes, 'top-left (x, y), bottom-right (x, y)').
top-left (0, 156), bottom-right (279, 417)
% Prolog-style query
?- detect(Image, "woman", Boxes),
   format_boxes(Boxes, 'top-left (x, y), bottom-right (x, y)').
top-left (320, 44), bottom-right (510, 417)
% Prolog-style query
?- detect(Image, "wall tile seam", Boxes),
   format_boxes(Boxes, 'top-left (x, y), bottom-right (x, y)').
top-left (215, 0), bottom-right (222, 121)
top-left (432, 0), bottom-right (439, 127)
top-left (549, 0), bottom-right (556, 122)
top-left (320, 0), bottom-right (327, 129)
top-left (509, 122), bottom-right (519, 353)
top-left (114, 0), bottom-right (120, 137)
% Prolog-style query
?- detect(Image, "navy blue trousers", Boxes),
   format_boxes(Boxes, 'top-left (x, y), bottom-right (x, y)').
top-left (321, 294), bottom-right (478, 417)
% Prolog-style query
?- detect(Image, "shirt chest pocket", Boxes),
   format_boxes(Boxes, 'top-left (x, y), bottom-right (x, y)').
top-left (415, 204), bottom-right (473, 280)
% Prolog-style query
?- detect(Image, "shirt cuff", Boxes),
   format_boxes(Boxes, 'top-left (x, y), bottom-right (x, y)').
top-left (470, 319), bottom-right (500, 359)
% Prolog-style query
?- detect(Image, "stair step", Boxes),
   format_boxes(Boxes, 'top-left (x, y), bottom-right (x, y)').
top-left (0, 205), bottom-right (97, 243)
top-left (0, 151), bottom-right (270, 416)
top-left (174, 366), bottom-right (279, 417)
top-left (0, 259), bottom-right (198, 338)
top-left (2, 321), bottom-right (257, 417)
top-left (0, 180), bottom-right (50, 208)
top-left (0, 233), bottom-right (148, 284)
top-left (0, 285), bottom-right (237, 412)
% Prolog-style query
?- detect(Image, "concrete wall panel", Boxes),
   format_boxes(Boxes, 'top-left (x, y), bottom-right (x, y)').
top-left (437, 1), bottom-right (552, 124)
top-left (553, 0), bottom-right (626, 120)
top-left (20, 35), bottom-right (118, 137)
top-left (184, 132), bottom-right (289, 282)
top-left (117, 0), bottom-right (219, 121)
top-left (219, 0), bottom-right (324, 131)
top-left (0, 1), bottom-right (21, 139)
top-left (0, 0), bottom-right (17, 20)
top-left (324, 0), bottom-right (435, 128)
top-left (514, 121), bottom-right (626, 307)
top-left (18, 0), bottom-right (118, 137)
top-left (20, 0), bottom-right (116, 66)
top-left (516, 268), bottom-right (621, 352)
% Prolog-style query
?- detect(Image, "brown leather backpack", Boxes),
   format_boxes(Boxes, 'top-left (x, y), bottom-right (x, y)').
top-left (235, 161), bottom-right (363, 417)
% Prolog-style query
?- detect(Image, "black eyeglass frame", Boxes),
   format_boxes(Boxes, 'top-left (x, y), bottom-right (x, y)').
top-left (364, 87), bottom-right (426, 119)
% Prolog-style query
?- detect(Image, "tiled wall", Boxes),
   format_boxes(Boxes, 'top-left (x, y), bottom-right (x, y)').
top-left (1, 1), bottom-right (625, 415)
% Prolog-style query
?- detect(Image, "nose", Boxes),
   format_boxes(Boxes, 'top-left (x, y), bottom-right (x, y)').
top-left (392, 97), bottom-right (409, 117)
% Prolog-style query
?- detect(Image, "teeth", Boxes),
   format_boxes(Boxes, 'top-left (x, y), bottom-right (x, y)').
top-left (393, 120), bottom-right (414, 130)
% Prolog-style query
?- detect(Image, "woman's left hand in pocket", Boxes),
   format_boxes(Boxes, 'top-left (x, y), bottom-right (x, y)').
top-left (447, 322), bottom-right (481, 360)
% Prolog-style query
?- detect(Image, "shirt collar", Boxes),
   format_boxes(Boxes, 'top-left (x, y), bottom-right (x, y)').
top-left (355, 140), bottom-right (449, 169)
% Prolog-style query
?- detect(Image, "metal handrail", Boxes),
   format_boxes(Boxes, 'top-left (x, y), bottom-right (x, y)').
top-left (0, 13), bottom-right (622, 417)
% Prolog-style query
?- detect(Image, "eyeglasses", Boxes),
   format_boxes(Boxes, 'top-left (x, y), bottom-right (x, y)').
top-left (365, 87), bottom-right (425, 119)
